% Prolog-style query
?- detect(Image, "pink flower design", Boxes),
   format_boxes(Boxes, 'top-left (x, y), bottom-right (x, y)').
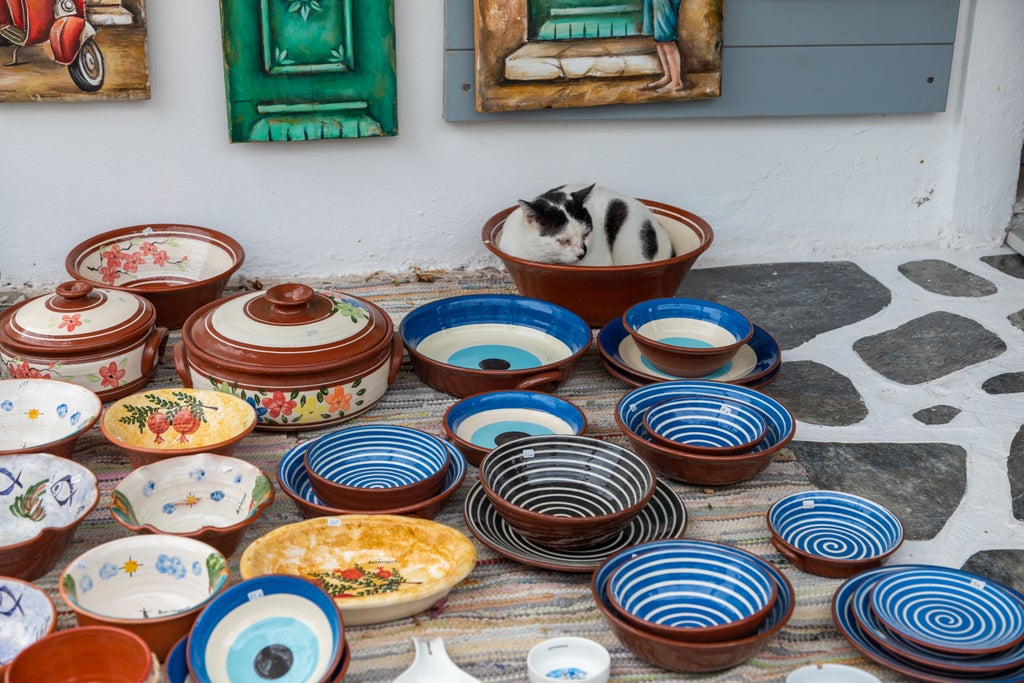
top-left (151, 250), bottom-right (170, 267)
top-left (121, 252), bottom-right (145, 273)
top-left (98, 361), bottom-right (126, 389)
top-left (59, 314), bottom-right (83, 332)
top-left (101, 245), bottom-right (123, 268)
top-left (8, 361), bottom-right (49, 380)
top-left (139, 242), bottom-right (158, 256)
top-left (325, 386), bottom-right (351, 413)
top-left (99, 264), bottom-right (120, 286)
top-left (261, 391), bottom-right (296, 418)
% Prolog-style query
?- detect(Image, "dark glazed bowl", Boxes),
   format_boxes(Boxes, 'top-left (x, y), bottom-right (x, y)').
top-left (478, 435), bottom-right (655, 550)
top-left (400, 294), bottom-right (592, 398)
top-left (482, 200), bottom-right (714, 327)
top-left (65, 223), bottom-right (245, 329)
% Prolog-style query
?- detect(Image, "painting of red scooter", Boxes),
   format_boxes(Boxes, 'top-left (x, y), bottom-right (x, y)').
top-left (0, 0), bottom-right (149, 102)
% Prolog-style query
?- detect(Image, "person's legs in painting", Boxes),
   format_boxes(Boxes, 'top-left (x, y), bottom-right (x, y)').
top-left (642, 0), bottom-right (687, 92)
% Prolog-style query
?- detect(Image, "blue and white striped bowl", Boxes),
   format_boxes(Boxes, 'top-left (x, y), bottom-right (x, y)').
top-left (870, 566), bottom-right (1024, 655)
top-left (304, 425), bottom-right (450, 510)
top-left (606, 543), bottom-right (777, 642)
top-left (768, 490), bottom-right (903, 576)
top-left (643, 396), bottom-right (767, 454)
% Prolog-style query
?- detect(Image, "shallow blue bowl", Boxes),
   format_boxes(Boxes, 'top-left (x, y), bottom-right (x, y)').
top-left (642, 395), bottom-right (767, 454)
top-left (400, 294), bottom-right (592, 397)
top-left (165, 636), bottom-right (189, 683)
top-left (188, 575), bottom-right (344, 683)
top-left (442, 389), bottom-right (587, 466)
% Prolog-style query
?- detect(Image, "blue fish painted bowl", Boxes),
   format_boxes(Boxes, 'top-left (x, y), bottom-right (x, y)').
top-left (188, 575), bottom-right (344, 683)
top-left (0, 452), bottom-right (99, 580)
top-left (304, 425), bottom-right (451, 510)
top-left (58, 533), bottom-right (229, 661)
top-left (278, 439), bottom-right (467, 520)
top-left (591, 539), bottom-right (794, 673)
top-left (442, 389), bottom-right (587, 466)
top-left (606, 542), bottom-right (777, 642)
top-left (0, 378), bottom-right (102, 459)
top-left (767, 490), bottom-right (904, 578)
top-left (0, 577), bottom-right (56, 677)
top-left (400, 294), bottom-right (592, 398)
top-left (642, 395), bottom-right (767, 455)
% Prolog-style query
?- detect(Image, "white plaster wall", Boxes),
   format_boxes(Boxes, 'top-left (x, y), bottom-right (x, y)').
top-left (1, 0), bottom-right (1023, 286)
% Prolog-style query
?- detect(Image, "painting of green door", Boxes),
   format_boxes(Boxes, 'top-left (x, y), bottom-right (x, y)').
top-left (219, 0), bottom-right (397, 143)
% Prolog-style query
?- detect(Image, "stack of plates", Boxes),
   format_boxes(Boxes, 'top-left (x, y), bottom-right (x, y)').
top-left (833, 564), bottom-right (1024, 682)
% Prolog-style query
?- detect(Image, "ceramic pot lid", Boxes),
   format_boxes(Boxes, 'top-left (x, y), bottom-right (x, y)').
top-left (181, 283), bottom-right (393, 374)
top-left (0, 281), bottom-right (156, 354)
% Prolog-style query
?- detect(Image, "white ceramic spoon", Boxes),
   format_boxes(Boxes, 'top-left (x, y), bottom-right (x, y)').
top-left (393, 637), bottom-right (482, 683)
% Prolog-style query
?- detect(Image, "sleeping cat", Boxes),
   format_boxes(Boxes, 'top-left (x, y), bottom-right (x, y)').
top-left (498, 183), bottom-right (676, 266)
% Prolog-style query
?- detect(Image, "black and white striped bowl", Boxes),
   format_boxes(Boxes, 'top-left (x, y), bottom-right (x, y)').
top-left (479, 435), bottom-right (656, 550)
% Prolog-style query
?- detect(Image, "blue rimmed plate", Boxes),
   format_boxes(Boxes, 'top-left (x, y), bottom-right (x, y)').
top-left (462, 478), bottom-right (686, 573)
top-left (870, 566), bottom-right (1024, 655)
top-left (833, 565), bottom-right (1024, 683)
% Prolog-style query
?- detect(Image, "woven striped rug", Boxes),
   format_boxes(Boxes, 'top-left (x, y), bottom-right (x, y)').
top-left (31, 269), bottom-right (900, 683)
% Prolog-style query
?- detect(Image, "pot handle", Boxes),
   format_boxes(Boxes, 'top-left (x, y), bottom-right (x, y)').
top-left (142, 326), bottom-right (169, 376)
top-left (388, 332), bottom-right (404, 385)
top-left (769, 536), bottom-right (807, 571)
top-left (173, 341), bottom-right (193, 388)
top-left (515, 370), bottom-right (564, 393)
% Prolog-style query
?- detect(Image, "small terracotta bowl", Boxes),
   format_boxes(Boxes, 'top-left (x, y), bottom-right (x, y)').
top-left (0, 452), bottom-right (99, 580)
top-left (483, 200), bottom-right (714, 327)
top-left (479, 434), bottom-right (656, 550)
top-left (278, 439), bottom-right (467, 520)
top-left (304, 425), bottom-right (450, 510)
top-left (100, 387), bottom-right (257, 469)
top-left (0, 577), bottom-right (57, 677)
top-left (111, 453), bottom-right (275, 557)
top-left (442, 389), bottom-right (588, 466)
top-left (65, 223), bottom-right (245, 329)
top-left (605, 543), bottom-right (777, 642)
top-left (58, 534), bottom-right (230, 660)
top-left (188, 575), bottom-right (345, 683)
top-left (0, 379), bottom-right (102, 458)
top-left (622, 298), bottom-right (754, 377)
top-left (592, 539), bottom-right (794, 674)
top-left (641, 395), bottom-right (767, 455)
top-left (4, 625), bottom-right (156, 683)
top-left (400, 294), bottom-right (592, 398)
top-left (767, 490), bottom-right (904, 578)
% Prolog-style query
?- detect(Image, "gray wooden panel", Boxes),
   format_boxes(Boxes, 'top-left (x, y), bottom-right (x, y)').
top-left (443, 44), bottom-right (954, 121)
top-left (444, 0), bottom-right (960, 51)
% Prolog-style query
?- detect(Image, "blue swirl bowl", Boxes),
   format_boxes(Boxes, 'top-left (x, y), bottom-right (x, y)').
top-left (642, 395), bottom-right (767, 455)
top-left (767, 490), bottom-right (903, 578)
top-left (304, 425), bottom-right (450, 510)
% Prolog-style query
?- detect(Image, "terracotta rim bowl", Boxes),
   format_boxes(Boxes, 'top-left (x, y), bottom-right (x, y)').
top-left (442, 389), bottom-right (588, 466)
top-left (591, 539), bottom-right (794, 674)
top-left (65, 223), bottom-right (245, 329)
top-left (399, 294), bottom-right (593, 398)
top-left (100, 387), bottom-right (257, 469)
top-left (111, 453), bottom-right (275, 557)
top-left (0, 577), bottom-right (57, 676)
top-left (0, 379), bottom-right (102, 458)
top-left (58, 534), bottom-right (230, 660)
top-left (478, 434), bottom-right (656, 550)
top-left (0, 452), bottom-right (99, 580)
top-left (4, 625), bottom-right (155, 683)
top-left (641, 395), bottom-right (768, 455)
top-left (482, 199), bottom-right (714, 327)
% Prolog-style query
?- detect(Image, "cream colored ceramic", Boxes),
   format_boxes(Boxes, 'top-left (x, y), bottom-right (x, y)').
top-left (0, 452), bottom-right (98, 547)
top-left (618, 335), bottom-right (759, 382)
top-left (0, 379), bottom-right (102, 457)
top-left (239, 515), bottom-right (477, 626)
top-left (0, 577), bottom-right (56, 675)
top-left (634, 317), bottom-right (738, 349)
top-left (414, 324), bottom-right (574, 369)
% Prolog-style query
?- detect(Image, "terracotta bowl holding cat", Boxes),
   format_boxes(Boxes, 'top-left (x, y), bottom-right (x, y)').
top-left (482, 200), bottom-right (714, 327)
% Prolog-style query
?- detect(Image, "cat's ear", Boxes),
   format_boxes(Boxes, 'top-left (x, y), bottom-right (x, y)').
top-left (571, 184), bottom-right (596, 204)
top-left (517, 199), bottom-right (538, 220)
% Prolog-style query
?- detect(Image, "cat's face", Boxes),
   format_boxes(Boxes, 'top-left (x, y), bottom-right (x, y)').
top-left (517, 189), bottom-right (594, 264)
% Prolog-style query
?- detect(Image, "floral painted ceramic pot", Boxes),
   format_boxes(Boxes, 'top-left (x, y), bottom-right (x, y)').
top-left (175, 283), bottom-right (401, 430)
top-left (0, 281), bottom-right (168, 402)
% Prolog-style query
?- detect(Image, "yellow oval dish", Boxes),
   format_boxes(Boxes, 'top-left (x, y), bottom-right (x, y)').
top-left (239, 515), bottom-right (477, 626)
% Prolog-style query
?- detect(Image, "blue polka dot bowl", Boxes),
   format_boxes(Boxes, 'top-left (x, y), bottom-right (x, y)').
top-left (187, 575), bottom-right (344, 683)
top-left (110, 453), bottom-right (275, 557)
top-left (0, 378), bottom-right (102, 459)
top-left (304, 425), bottom-right (451, 511)
top-left (622, 298), bottom-right (753, 378)
top-left (642, 395), bottom-right (767, 455)
top-left (400, 294), bottom-right (592, 398)
top-left (58, 534), bottom-right (229, 661)
top-left (606, 542), bottom-right (777, 642)
top-left (442, 389), bottom-right (587, 466)
top-left (767, 490), bottom-right (903, 578)
top-left (479, 434), bottom-right (655, 550)
top-left (0, 577), bottom-right (57, 678)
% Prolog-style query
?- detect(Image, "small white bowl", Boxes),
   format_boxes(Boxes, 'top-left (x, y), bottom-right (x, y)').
top-left (0, 378), bottom-right (102, 458)
top-left (786, 663), bottom-right (882, 683)
top-left (527, 636), bottom-right (610, 683)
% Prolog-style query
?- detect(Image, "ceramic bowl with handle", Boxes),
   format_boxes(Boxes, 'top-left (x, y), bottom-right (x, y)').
top-left (0, 378), bottom-right (102, 458)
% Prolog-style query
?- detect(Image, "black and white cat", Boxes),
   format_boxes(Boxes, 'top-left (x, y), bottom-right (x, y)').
top-left (498, 183), bottom-right (676, 266)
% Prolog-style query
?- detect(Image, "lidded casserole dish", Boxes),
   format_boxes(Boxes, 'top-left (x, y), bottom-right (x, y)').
top-left (0, 281), bottom-right (168, 402)
top-left (174, 283), bottom-right (401, 430)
